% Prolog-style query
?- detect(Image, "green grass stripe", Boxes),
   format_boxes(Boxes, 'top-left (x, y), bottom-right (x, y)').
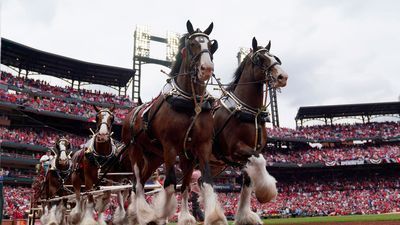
top-left (168, 214), bottom-right (400, 225)
top-left (261, 213), bottom-right (400, 224)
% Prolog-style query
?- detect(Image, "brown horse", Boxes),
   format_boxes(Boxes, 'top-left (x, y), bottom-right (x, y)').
top-left (44, 138), bottom-right (73, 201)
top-left (212, 37), bottom-right (288, 225)
top-left (39, 138), bottom-right (71, 225)
top-left (69, 105), bottom-right (115, 224)
top-left (121, 20), bottom-right (226, 225)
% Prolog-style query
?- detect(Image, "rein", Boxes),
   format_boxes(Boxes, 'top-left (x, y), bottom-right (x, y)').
top-left (175, 33), bottom-right (214, 159)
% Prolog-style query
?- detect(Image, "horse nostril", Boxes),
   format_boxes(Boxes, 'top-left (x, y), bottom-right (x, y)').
top-left (201, 65), bottom-right (213, 72)
top-left (277, 74), bottom-right (287, 81)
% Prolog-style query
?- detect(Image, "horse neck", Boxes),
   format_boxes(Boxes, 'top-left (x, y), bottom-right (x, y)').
top-left (175, 64), bottom-right (206, 96)
top-left (94, 140), bottom-right (112, 156)
top-left (233, 63), bottom-right (265, 109)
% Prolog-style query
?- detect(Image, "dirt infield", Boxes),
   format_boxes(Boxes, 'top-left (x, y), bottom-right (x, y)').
top-left (277, 222), bottom-right (400, 225)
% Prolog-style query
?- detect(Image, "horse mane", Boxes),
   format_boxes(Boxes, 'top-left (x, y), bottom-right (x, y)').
top-left (226, 54), bottom-right (250, 92)
top-left (169, 33), bottom-right (189, 77)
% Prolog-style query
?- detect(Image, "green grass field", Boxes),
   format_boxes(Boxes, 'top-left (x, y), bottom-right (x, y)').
top-left (260, 213), bottom-right (400, 224)
top-left (169, 214), bottom-right (400, 225)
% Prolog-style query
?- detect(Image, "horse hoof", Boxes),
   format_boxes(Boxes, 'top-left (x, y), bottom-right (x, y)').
top-left (178, 217), bottom-right (197, 225)
top-left (234, 210), bottom-right (263, 225)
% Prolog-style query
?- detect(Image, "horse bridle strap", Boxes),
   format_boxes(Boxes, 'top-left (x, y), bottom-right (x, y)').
top-left (85, 135), bottom-right (117, 168)
top-left (219, 92), bottom-right (268, 151)
top-left (164, 78), bottom-right (211, 102)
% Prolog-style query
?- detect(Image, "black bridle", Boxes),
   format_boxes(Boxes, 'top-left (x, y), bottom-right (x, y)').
top-left (184, 32), bottom-right (215, 78)
top-left (251, 48), bottom-right (282, 87)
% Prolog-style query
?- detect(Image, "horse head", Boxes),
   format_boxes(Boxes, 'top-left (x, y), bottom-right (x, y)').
top-left (53, 137), bottom-right (71, 168)
top-left (93, 104), bottom-right (115, 143)
top-left (251, 37), bottom-right (288, 88)
top-left (183, 20), bottom-right (218, 82)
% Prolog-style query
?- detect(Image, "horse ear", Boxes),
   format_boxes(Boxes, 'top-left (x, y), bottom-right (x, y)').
top-left (93, 105), bottom-right (100, 112)
top-left (252, 37), bottom-right (258, 52)
top-left (138, 97), bottom-right (143, 106)
top-left (110, 104), bottom-right (115, 112)
top-left (266, 40), bottom-right (271, 51)
top-left (210, 40), bottom-right (218, 54)
top-left (186, 20), bottom-right (194, 34)
top-left (204, 22), bottom-right (214, 35)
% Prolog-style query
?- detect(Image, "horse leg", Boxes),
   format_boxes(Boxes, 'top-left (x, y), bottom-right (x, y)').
top-left (133, 163), bottom-right (159, 225)
top-left (80, 198), bottom-right (98, 225)
top-left (69, 172), bottom-right (82, 225)
top-left (150, 146), bottom-right (178, 222)
top-left (113, 191), bottom-right (127, 225)
top-left (126, 144), bottom-right (145, 225)
top-left (197, 142), bottom-right (228, 225)
top-left (96, 190), bottom-right (111, 225)
top-left (243, 153), bottom-right (277, 203)
top-left (234, 171), bottom-right (263, 225)
top-left (177, 159), bottom-right (196, 225)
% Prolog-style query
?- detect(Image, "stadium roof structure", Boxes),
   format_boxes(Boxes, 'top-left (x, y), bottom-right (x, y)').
top-left (1, 38), bottom-right (134, 87)
top-left (295, 102), bottom-right (400, 125)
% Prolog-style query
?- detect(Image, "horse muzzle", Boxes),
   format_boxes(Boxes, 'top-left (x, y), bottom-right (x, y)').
top-left (96, 134), bottom-right (110, 143)
top-left (198, 64), bottom-right (214, 81)
top-left (274, 73), bottom-right (288, 88)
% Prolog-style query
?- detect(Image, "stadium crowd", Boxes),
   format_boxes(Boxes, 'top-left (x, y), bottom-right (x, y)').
top-left (267, 121), bottom-right (400, 141)
top-left (0, 127), bottom-right (87, 148)
top-left (1, 71), bottom-right (132, 107)
top-left (265, 143), bottom-right (400, 164)
top-left (2, 186), bottom-right (31, 220)
top-left (1, 167), bottom-right (37, 179)
top-left (0, 89), bottom-right (129, 122)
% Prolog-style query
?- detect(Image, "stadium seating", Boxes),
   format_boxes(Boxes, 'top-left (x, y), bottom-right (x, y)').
top-left (267, 122), bottom-right (400, 141)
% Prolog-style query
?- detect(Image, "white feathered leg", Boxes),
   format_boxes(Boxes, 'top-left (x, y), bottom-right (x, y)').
top-left (126, 191), bottom-right (138, 225)
top-left (244, 154), bottom-right (277, 203)
top-left (133, 164), bottom-right (158, 225)
top-left (40, 205), bottom-right (50, 225)
top-left (79, 199), bottom-right (98, 225)
top-left (200, 183), bottom-right (228, 225)
top-left (152, 184), bottom-right (177, 221)
top-left (113, 191), bottom-right (129, 225)
top-left (96, 191), bottom-right (110, 225)
top-left (177, 189), bottom-right (197, 225)
top-left (234, 184), bottom-right (262, 225)
top-left (69, 198), bottom-right (82, 225)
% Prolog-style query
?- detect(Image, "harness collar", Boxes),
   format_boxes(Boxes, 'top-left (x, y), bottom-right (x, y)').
top-left (163, 78), bottom-right (211, 101)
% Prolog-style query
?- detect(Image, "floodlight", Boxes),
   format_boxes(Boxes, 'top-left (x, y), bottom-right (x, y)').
top-left (166, 31), bottom-right (181, 62)
top-left (237, 47), bottom-right (251, 65)
top-left (135, 25), bottom-right (150, 57)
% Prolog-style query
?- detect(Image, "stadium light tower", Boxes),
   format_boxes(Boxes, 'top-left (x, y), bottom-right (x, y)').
top-left (166, 31), bottom-right (180, 62)
top-left (237, 47), bottom-right (251, 65)
top-left (132, 26), bottom-right (181, 103)
top-left (135, 25), bottom-right (150, 57)
top-left (237, 47), bottom-right (280, 128)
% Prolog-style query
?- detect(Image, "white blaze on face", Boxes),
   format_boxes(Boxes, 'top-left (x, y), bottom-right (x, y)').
top-left (99, 112), bottom-right (110, 135)
top-left (59, 140), bottom-right (68, 161)
top-left (195, 36), bottom-right (213, 80)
